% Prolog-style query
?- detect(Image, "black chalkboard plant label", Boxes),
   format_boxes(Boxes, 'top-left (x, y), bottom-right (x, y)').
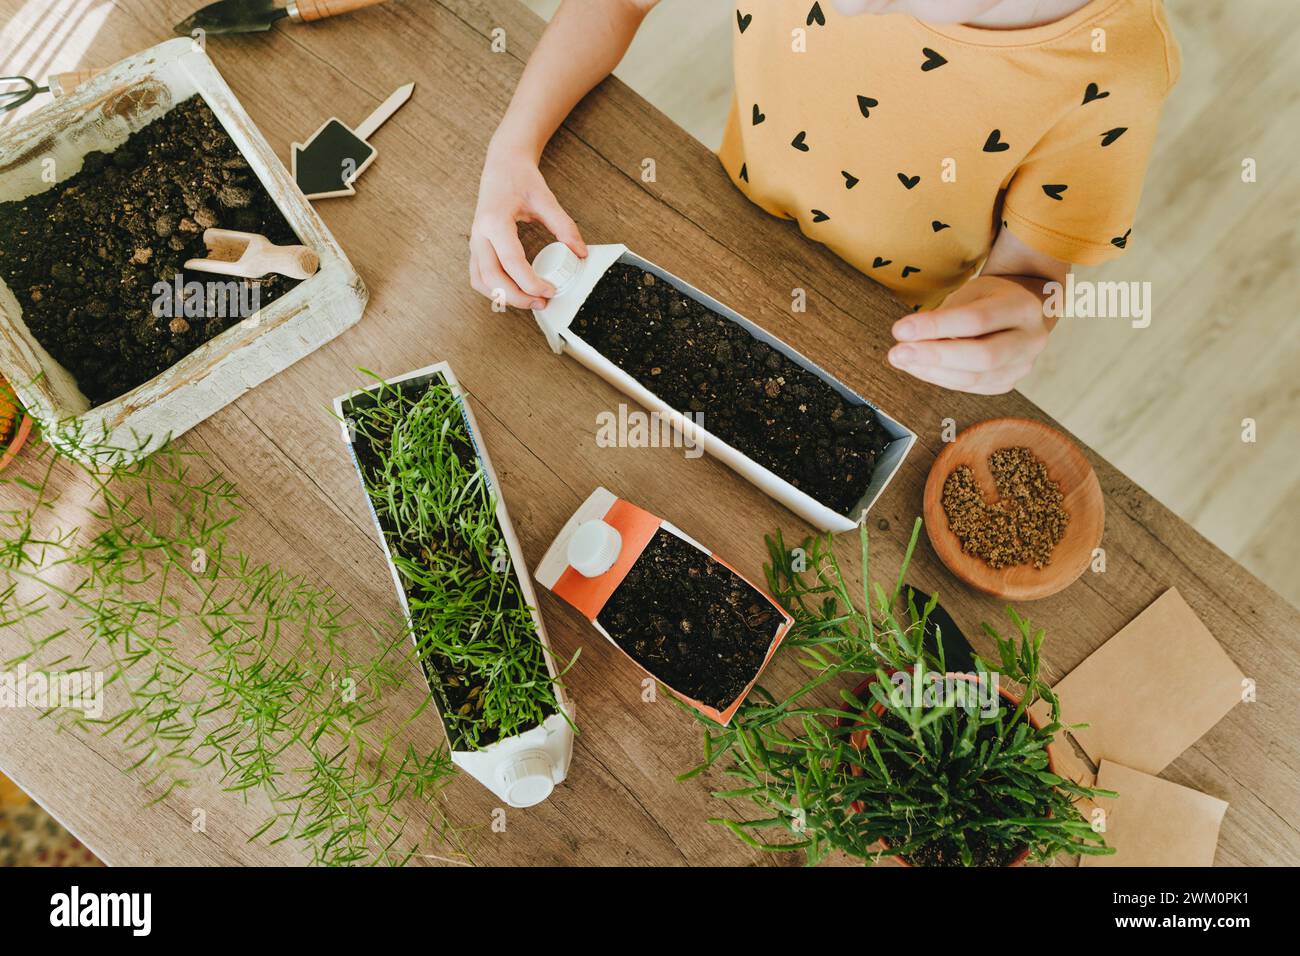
top-left (526, 242), bottom-right (917, 533)
top-left (292, 82), bottom-right (413, 200)
top-left (334, 362), bottom-right (576, 808)
top-left (535, 487), bottom-right (793, 725)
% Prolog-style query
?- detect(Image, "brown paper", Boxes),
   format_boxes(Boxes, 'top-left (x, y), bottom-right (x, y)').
top-left (1081, 760), bottom-right (1228, 867)
top-left (1048, 588), bottom-right (1244, 775)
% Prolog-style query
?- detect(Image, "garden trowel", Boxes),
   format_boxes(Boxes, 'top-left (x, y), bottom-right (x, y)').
top-left (175, 0), bottom-right (388, 36)
top-left (904, 585), bottom-right (979, 673)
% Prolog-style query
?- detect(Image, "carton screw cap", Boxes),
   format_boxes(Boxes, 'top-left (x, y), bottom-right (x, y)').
top-left (499, 750), bottom-right (555, 808)
top-left (568, 520), bottom-right (622, 578)
top-left (533, 241), bottom-right (582, 297)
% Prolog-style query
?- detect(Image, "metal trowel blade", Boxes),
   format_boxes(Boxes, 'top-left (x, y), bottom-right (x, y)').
top-left (174, 0), bottom-right (289, 36)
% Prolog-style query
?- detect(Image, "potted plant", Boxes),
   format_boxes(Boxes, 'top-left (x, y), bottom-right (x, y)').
top-left (682, 520), bottom-right (1114, 866)
top-left (527, 242), bottom-right (916, 532)
top-left (0, 374), bottom-right (31, 471)
top-left (336, 363), bottom-right (577, 808)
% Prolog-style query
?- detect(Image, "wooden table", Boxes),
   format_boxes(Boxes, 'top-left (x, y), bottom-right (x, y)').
top-left (1, 0), bottom-right (1297, 867)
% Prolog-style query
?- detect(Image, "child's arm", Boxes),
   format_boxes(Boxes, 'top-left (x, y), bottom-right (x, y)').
top-left (887, 230), bottom-right (1067, 394)
top-left (471, 0), bottom-right (660, 308)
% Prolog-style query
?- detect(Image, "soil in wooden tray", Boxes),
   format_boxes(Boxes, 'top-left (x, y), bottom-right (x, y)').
top-left (571, 263), bottom-right (890, 516)
top-left (344, 375), bottom-right (556, 751)
top-left (0, 96), bottom-right (301, 407)
top-left (596, 528), bottom-right (782, 710)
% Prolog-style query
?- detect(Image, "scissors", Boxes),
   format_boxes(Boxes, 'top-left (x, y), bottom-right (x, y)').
top-left (0, 71), bottom-right (99, 111)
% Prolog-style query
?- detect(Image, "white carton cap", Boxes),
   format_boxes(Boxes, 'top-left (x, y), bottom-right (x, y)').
top-left (499, 750), bottom-right (556, 808)
top-left (529, 242), bottom-right (627, 354)
top-left (533, 242), bottom-right (583, 296)
top-left (567, 520), bottom-right (622, 578)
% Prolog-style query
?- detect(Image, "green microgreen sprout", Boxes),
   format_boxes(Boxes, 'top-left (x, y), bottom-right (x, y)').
top-left (0, 419), bottom-right (462, 866)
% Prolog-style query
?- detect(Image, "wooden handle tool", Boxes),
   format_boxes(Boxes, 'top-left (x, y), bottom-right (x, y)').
top-left (287, 0), bottom-right (388, 23)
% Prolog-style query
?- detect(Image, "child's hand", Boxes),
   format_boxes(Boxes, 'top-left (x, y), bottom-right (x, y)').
top-left (470, 146), bottom-right (587, 310)
top-left (887, 274), bottom-right (1053, 395)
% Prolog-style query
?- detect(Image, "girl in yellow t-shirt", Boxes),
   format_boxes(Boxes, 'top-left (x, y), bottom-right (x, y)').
top-left (470, 0), bottom-right (1179, 395)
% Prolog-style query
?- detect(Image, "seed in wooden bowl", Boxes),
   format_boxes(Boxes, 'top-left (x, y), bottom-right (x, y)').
top-left (941, 446), bottom-right (1070, 569)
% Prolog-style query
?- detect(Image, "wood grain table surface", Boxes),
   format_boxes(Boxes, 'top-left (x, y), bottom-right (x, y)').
top-left (0, 0), bottom-right (1296, 866)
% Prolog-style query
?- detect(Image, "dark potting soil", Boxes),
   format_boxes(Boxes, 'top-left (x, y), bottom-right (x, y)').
top-left (344, 375), bottom-right (554, 751)
top-left (0, 96), bottom-right (301, 407)
top-left (870, 709), bottom-right (1034, 867)
top-left (571, 263), bottom-right (890, 516)
top-left (596, 528), bottom-right (783, 711)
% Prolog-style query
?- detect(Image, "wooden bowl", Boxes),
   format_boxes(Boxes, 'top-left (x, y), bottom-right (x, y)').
top-left (922, 417), bottom-right (1103, 601)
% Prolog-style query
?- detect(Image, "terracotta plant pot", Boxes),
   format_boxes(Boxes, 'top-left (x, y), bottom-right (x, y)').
top-left (837, 673), bottom-right (1055, 867)
top-left (0, 412), bottom-right (32, 472)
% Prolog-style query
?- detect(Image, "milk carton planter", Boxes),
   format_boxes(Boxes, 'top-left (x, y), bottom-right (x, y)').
top-left (0, 38), bottom-right (365, 464)
top-left (536, 487), bottom-right (793, 725)
top-left (530, 243), bottom-right (915, 532)
top-left (335, 363), bottom-right (575, 808)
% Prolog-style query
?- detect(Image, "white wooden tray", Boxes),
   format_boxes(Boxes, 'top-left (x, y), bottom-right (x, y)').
top-left (0, 38), bottom-right (366, 462)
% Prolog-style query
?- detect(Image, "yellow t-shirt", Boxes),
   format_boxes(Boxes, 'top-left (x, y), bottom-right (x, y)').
top-left (720, 0), bottom-right (1181, 309)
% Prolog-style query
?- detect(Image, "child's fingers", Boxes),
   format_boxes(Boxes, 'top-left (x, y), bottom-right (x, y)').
top-left (469, 249), bottom-right (483, 294)
top-left (482, 224), bottom-right (556, 299)
top-left (892, 304), bottom-right (1020, 342)
top-left (888, 328), bottom-right (1041, 373)
top-left (471, 236), bottom-right (546, 310)
top-left (532, 190), bottom-right (587, 258)
top-left (895, 364), bottom-right (983, 390)
top-left (469, 245), bottom-right (493, 301)
top-left (898, 362), bottom-right (1031, 396)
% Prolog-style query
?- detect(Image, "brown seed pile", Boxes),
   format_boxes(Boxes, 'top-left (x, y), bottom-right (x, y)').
top-left (941, 446), bottom-right (1070, 569)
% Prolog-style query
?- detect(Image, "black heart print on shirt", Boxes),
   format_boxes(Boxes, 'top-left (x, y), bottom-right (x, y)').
top-left (752, 103), bottom-right (765, 125)
top-left (983, 129), bottom-right (1010, 152)
top-left (898, 172), bottom-right (920, 189)
top-left (1083, 82), bottom-right (1110, 104)
top-left (1042, 184), bottom-right (1068, 200)
top-left (807, 3), bottom-right (825, 27)
top-left (792, 131), bottom-right (809, 151)
top-left (811, 209), bottom-right (830, 222)
top-left (921, 48), bottom-right (947, 71)
top-left (1101, 127), bottom-right (1128, 146)
top-left (739, 163), bottom-right (749, 182)
top-left (931, 220), bottom-right (950, 232)
top-left (842, 171), bottom-right (859, 188)
top-left (873, 257), bottom-right (892, 268)
top-left (1111, 228), bottom-right (1131, 248)
top-left (737, 10), bottom-right (752, 33)
top-left (901, 266), bottom-right (922, 278)
top-left (857, 95), bottom-right (878, 118)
